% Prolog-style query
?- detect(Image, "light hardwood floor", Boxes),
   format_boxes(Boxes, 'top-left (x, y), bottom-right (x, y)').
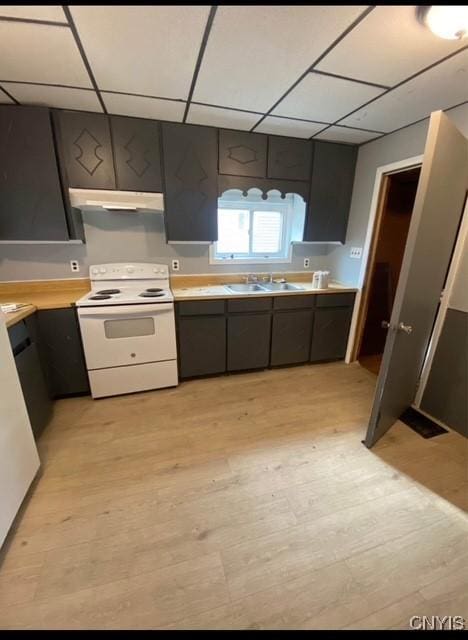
top-left (0, 362), bottom-right (466, 630)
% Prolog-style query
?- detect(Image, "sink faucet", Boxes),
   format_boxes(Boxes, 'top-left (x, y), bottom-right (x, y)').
top-left (244, 273), bottom-right (259, 284)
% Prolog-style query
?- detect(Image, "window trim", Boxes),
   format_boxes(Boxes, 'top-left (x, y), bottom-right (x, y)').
top-left (209, 198), bottom-right (294, 265)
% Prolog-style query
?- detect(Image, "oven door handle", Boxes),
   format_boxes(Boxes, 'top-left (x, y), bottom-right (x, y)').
top-left (77, 303), bottom-right (174, 318)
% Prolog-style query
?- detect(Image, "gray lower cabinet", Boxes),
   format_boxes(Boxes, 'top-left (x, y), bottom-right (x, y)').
top-left (178, 315), bottom-right (226, 378)
top-left (14, 342), bottom-right (53, 437)
top-left (9, 321), bottom-right (52, 438)
top-left (310, 298), bottom-right (354, 362)
top-left (271, 309), bottom-right (314, 366)
top-left (227, 313), bottom-right (271, 371)
top-left (36, 308), bottom-right (90, 397)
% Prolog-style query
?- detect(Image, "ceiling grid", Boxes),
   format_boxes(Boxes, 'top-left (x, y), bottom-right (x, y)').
top-left (0, 5), bottom-right (466, 145)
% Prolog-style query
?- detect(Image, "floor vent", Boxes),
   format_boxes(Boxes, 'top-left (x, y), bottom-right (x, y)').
top-left (399, 407), bottom-right (448, 439)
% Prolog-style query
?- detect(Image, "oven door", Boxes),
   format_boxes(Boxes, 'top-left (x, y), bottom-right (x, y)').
top-left (78, 303), bottom-right (176, 370)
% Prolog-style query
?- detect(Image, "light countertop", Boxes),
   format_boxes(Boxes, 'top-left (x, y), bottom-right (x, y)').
top-left (172, 280), bottom-right (356, 301)
top-left (0, 281), bottom-right (90, 328)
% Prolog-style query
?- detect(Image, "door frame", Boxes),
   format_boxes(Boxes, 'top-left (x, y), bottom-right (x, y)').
top-left (413, 195), bottom-right (468, 409)
top-left (345, 155), bottom-right (424, 363)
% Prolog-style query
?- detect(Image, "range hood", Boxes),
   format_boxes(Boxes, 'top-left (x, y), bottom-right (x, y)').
top-left (69, 188), bottom-right (164, 213)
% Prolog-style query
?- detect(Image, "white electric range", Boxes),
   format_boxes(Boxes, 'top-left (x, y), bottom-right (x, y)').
top-left (76, 263), bottom-right (178, 399)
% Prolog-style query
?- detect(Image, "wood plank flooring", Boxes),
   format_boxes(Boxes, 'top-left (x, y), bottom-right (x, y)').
top-left (0, 362), bottom-right (466, 630)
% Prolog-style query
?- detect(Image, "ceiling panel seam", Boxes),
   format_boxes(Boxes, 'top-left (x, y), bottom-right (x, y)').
top-left (62, 5), bottom-right (107, 114)
top-left (0, 84), bottom-right (20, 104)
top-left (357, 99), bottom-right (468, 148)
top-left (0, 15), bottom-right (69, 27)
top-left (309, 69), bottom-right (390, 90)
top-left (183, 6), bottom-right (218, 123)
top-left (249, 5), bottom-right (376, 132)
top-left (308, 44), bottom-right (468, 140)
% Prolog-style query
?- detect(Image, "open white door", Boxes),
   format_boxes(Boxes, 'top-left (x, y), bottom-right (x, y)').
top-left (364, 111), bottom-right (468, 448)
top-left (0, 314), bottom-right (40, 546)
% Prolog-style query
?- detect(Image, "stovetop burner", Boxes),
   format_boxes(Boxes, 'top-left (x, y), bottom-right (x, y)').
top-left (139, 290), bottom-right (165, 298)
top-left (90, 294), bottom-right (112, 300)
top-left (96, 289), bottom-right (121, 295)
top-left (145, 288), bottom-right (163, 293)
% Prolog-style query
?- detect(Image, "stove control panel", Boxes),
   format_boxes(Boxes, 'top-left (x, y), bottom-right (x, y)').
top-left (89, 263), bottom-right (169, 280)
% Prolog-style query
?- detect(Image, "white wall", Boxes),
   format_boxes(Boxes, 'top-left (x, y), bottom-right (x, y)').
top-left (329, 102), bottom-right (468, 287)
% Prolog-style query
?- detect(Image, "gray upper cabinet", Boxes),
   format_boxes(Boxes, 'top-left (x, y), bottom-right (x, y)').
top-left (54, 110), bottom-right (116, 190)
top-left (110, 116), bottom-right (163, 192)
top-left (162, 122), bottom-right (218, 242)
top-left (305, 141), bottom-right (357, 243)
top-left (267, 137), bottom-right (312, 182)
top-left (0, 105), bottom-right (69, 241)
top-left (219, 129), bottom-right (267, 178)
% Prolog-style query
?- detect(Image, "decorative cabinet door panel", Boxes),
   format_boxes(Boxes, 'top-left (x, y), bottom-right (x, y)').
top-left (219, 129), bottom-right (267, 178)
top-left (305, 141), bottom-right (357, 243)
top-left (111, 116), bottom-right (163, 192)
top-left (267, 137), bottom-right (312, 181)
top-left (0, 105), bottom-right (69, 240)
top-left (162, 123), bottom-right (218, 242)
top-left (54, 110), bottom-right (116, 189)
top-left (227, 313), bottom-right (271, 371)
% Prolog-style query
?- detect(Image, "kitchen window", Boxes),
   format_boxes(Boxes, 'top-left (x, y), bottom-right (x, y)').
top-left (210, 190), bottom-right (305, 264)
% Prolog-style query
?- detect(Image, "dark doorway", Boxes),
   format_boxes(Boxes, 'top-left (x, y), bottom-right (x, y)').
top-left (357, 167), bottom-right (421, 376)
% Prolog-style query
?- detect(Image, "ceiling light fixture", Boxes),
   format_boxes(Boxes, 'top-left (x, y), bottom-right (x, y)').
top-left (418, 5), bottom-right (468, 40)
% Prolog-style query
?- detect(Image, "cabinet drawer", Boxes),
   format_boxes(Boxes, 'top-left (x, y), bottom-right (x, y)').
top-left (178, 300), bottom-right (225, 316)
top-left (8, 321), bottom-right (29, 352)
top-left (273, 295), bottom-right (315, 310)
top-left (227, 297), bottom-right (272, 313)
top-left (316, 293), bottom-right (355, 308)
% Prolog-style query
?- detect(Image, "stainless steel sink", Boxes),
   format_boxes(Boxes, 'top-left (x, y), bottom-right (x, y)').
top-left (224, 283), bottom-right (268, 293)
top-left (261, 282), bottom-right (305, 291)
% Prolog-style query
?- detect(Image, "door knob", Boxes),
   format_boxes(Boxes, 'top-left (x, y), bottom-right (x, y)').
top-left (381, 320), bottom-right (390, 329)
top-left (398, 322), bottom-right (413, 334)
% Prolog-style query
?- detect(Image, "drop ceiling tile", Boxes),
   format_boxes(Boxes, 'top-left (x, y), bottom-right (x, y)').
top-left (314, 125), bottom-right (382, 144)
top-left (340, 49), bottom-right (468, 133)
top-left (0, 6), bottom-right (66, 21)
top-left (2, 83), bottom-right (102, 112)
top-left (102, 92), bottom-right (185, 122)
top-left (187, 104), bottom-right (261, 130)
top-left (193, 5), bottom-right (367, 112)
top-left (255, 116), bottom-right (326, 139)
top-left (0, 21), bottom-right (92, 87)
top-left (316, 6), bottom-right (466, 87)
top-left (69, 6), bottom-right (211, 100)
top-left (272, 72), bottom-right (384, 122)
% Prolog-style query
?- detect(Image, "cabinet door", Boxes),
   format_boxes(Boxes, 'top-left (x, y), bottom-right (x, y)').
top-left (310, 306), bottom-right (353, 362)
top-left (270, 309), bottom-right (313, 366)
top-left (0, 106), bottom-right (69, 241)
top-left (305, 142), bottom-right (357, 242)
top-left (227, 313), bottom-right (271, 371)
top-left (219, 129), bottom-right (267, 178)
top-left (37, 308), bottom-right (90, 397)
top-left (162, 123), bottom-right (218, 242)
top-left (178, 315), bottom-right (226, 378)
top-left (267, 137), bottom-right (312, 181)
top-left (15, 342), bottom-right (52, 438)
top-left (54, 110), bottom-right (116, 189)
top-left (111, 116), bottom-right (162, 192)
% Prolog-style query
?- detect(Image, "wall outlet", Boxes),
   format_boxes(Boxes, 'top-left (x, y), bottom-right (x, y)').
top-left (70, 260), bottom-right (80, 273)
top-left (171, 259), bottom-right (180, 272)
top-left (303, 257), bottom-right (310, 268)
top-left (350, 247), bottom-right (362, 259)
